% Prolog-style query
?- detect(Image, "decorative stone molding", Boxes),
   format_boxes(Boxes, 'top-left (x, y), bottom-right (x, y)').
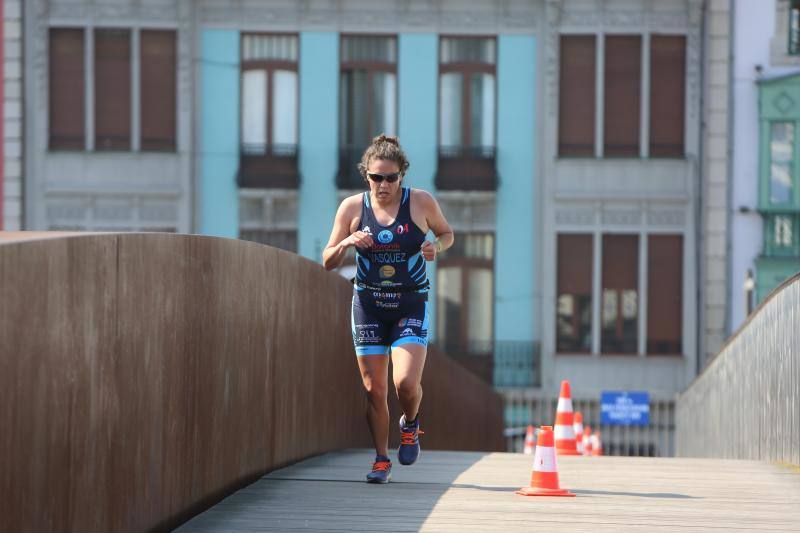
top-left (200, 0), bottom-right (540, 33)
top-left (601, 209), bottom-right (642, 226)
top-left (555, 207), bottom-right (595, 226)
top-left (647, 209), bottom-right (686, 227)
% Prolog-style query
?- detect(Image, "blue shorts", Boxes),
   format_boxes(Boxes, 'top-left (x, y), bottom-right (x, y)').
top-left (351, 291), bottom-right (430, 356)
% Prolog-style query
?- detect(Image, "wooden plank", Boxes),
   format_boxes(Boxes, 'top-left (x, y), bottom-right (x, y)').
top-left (177, 450), bottom-right (800, 532)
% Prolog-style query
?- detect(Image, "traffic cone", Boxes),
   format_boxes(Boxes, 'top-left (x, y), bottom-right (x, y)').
top-left (554, 380), bottom-right (581, 456)
top-left (573, 412), bottom-right (585, 455)
top-left (516, 426), bottom-right (575, 497)
top-left (591, 430), bottom-right (603, 456)
top-left (583, 426), bottom-right (593, 456)
top-left (523, 425), bottom-right (536, 455)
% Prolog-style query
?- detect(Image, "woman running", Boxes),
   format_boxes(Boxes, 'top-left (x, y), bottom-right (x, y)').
top-left (323, 134), bottom-right (454, 483)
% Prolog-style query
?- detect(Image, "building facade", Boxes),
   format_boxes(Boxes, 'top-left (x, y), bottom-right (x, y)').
top-left (18, 0), bottom-right (729, 402)
top-left (3, 0), bottom-right (23, 231)
top-left (730, 0), bottom-right (800, 332)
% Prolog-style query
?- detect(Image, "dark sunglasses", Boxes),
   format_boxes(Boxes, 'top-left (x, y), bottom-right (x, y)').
top-left (367, 172), bottom-right (401, 183)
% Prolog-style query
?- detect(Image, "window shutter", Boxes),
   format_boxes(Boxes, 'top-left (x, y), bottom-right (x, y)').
top-left (95, 28), bottom-right (131, 150)
top-left (559, 35), bottom-right (596, 157)
top-left (649, 36), bottom-right (685, 157)
top-left (604, 35), bottom-right (641, 157)
top-left (140, 30), bottom-right (176, 151)
top-left (647, 235), bottom-right (683, 354)
top-left (49, 29), bottom-right (85, 150)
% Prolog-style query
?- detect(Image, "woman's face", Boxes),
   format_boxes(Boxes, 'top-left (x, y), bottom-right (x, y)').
top-left (366, 158), bottom-right (402, 202)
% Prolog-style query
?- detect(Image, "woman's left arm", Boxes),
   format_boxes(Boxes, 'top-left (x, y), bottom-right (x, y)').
top-left (420, 191), bottom-right (454, 261)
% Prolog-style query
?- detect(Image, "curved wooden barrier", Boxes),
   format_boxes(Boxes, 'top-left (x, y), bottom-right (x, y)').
top-left (0, 233), bottom-right (504, 532)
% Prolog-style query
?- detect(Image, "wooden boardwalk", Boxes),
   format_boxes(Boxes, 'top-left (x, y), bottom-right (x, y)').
top-left (177, 449), bottom-right (800, 532)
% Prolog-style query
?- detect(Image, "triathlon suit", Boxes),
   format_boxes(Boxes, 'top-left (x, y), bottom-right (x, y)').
top-left (351, 187), bottom-right (430, 356)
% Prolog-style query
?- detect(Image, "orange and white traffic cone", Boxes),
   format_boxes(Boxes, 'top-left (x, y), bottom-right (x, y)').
top-left (573, 412), bottom-right (585, 456)
top-left (591, 430), bottom-right (603, 456)
top-left (583, 426), bottom-right (593, 456)
top-left (516, 426), bottom-right (575, 497)
top-left (523, 425), bottom-right (536, 455)
top-left (554, 380), bottom-right (581, 456)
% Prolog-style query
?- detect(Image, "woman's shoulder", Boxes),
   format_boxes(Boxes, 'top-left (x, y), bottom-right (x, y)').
top-left (408, 187), bottom-right (436, 206)
top-left (339, 192), bottom-right (364, 212)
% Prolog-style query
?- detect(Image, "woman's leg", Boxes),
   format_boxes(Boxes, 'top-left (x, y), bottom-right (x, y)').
top-left (357, 355), bottom-right (390, 457)
top-left (390, 343), bottom-right (427, 422)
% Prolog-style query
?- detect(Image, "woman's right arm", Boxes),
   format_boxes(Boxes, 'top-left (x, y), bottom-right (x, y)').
top-left (322, 198), bottom-right (373, 271)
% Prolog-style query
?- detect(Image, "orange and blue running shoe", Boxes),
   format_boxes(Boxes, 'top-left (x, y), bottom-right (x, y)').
top-left (398, 414), bottom-right (424, 465)
top-left (366, 455), bottom-right (392, 484)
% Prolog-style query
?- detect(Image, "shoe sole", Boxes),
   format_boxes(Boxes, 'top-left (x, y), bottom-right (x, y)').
top-left (366, 474), bottom-right (391, 484)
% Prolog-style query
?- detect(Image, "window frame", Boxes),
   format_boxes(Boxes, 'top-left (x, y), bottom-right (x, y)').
top-left (436, 232), bottom-right (495, 355)
top-left (47, 25), bottom-right (178, 153)
top-left (789, 0), bottom-right (800, 56)
top-left (764, 119), bottom-right (798, 209)
top-left (437, 35), bottom-right (497, 153)
top-left (554, 231), bottom-right (685, 358)
top-left (339, 33), bottom-right (398, 150)
top-left (239, 32), bottom-right (299, 155)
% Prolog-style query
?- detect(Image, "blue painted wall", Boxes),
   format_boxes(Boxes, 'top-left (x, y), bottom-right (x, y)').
top-left (399, 33), bottom-right (439, 339)
top-left (298, 32), bottom-right (340, 261)
top-left (495, 35), bottom-right (537, 385)
top-left (200, 30), bottom-right (240, 238)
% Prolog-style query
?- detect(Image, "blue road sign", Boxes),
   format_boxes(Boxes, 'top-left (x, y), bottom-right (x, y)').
top-left (600, 391), bottom-right (650, 426)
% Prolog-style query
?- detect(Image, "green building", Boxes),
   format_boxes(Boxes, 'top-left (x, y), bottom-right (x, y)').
top-left (757, 73), bottom-right (800, 301)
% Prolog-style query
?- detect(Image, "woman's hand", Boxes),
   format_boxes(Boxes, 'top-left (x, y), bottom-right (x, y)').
top-left (421, 240), bottom-right (439, 261)
top-left (342, 231), bottom-right (374, 250)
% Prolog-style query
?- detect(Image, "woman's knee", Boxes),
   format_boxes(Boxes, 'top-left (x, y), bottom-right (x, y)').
top-left (362, 376), bottom-right (388, 400)
top-left (394, 376), bottom-right (421, 399)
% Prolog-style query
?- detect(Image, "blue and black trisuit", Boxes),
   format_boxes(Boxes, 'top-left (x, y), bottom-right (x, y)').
top-left (351, 187), bottom-right (430, 356)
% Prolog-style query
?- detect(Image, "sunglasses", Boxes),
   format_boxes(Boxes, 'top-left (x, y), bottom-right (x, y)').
top-left (367, 172), bottom-right (401, 183)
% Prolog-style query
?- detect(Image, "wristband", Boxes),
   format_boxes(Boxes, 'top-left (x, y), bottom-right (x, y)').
top-left (435, 240), bottom-right (443, 253)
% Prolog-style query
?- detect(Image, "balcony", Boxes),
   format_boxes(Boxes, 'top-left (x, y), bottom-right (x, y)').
top-left (336, 146), bottom-right (368, 190)
top-left (435, 146), bottom-right (498, 191)
top-left (237, 144), bottom-right (299, 189)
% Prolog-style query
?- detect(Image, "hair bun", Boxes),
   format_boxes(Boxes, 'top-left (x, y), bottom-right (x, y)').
top-left (373, 134), bottom-right (399, 146)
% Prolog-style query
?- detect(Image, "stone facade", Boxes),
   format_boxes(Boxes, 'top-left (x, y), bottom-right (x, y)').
top-left (699, 0), bottom-right (731, 367)
top-left (3, 0), bottom-right (23, 230)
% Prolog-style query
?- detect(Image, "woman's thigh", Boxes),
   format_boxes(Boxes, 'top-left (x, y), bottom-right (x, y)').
top-left (357, 354), bottom-right (390, 396)
top-left (390, 343), bottom-right (427, 389)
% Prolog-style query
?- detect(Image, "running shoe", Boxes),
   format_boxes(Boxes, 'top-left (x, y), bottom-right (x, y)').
top-left (398, 414), bottom-right (424, 465)
top-left (366, 455), bottom-right (392, 484)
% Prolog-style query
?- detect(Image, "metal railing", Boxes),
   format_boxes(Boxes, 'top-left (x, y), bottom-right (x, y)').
top-left (503, 390), bottom-right (676, 457)
top-left (432, 340), bottom-right (541, 387)
top-left (676, 273), bottom-right (800, 464)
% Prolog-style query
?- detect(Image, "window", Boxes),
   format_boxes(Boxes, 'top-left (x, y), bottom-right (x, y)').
top-left (764, 214), bottom-right (800, 256)
top-left (340, 35), bottom-right (396, 148)
top-left (439, 37), bottom-right (496, 153)
top-left (558, 33), bottom-right (686, 158)
top-left (558, 35), bottom-right (596, 157)
top-left (556, 234), bottom-right (593, 353)
top-left (240, 34), bottom-right (298, 155)
top-left (650, 36), bottom-right (686, 157)
top-left (790, 1), bottom-right (800, 55)
top-left (647, 235), bottom-right (683, 354)
top-left (94, 29), bottom-right (131, 150)
top-left (604, 36), bottom-right (641, 157)
top-left (337, 35), bottom-right (396, 188)
top-left (436, 37), bottom-right (498, 191)
top-left (770, 122), bottom-right (795, 205)
top-left (436, 233), bottom-right (494, 354)
top-left (49, 27), bottom-right (177, 152)
top-left (49, 28), bottom-right (85, 150)
top-left (601, 235), bottom-right (638, 354)
top-left (141, 30), bottom-right (176, 151)
top-left (555, 232), bottom-right (684, 356)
